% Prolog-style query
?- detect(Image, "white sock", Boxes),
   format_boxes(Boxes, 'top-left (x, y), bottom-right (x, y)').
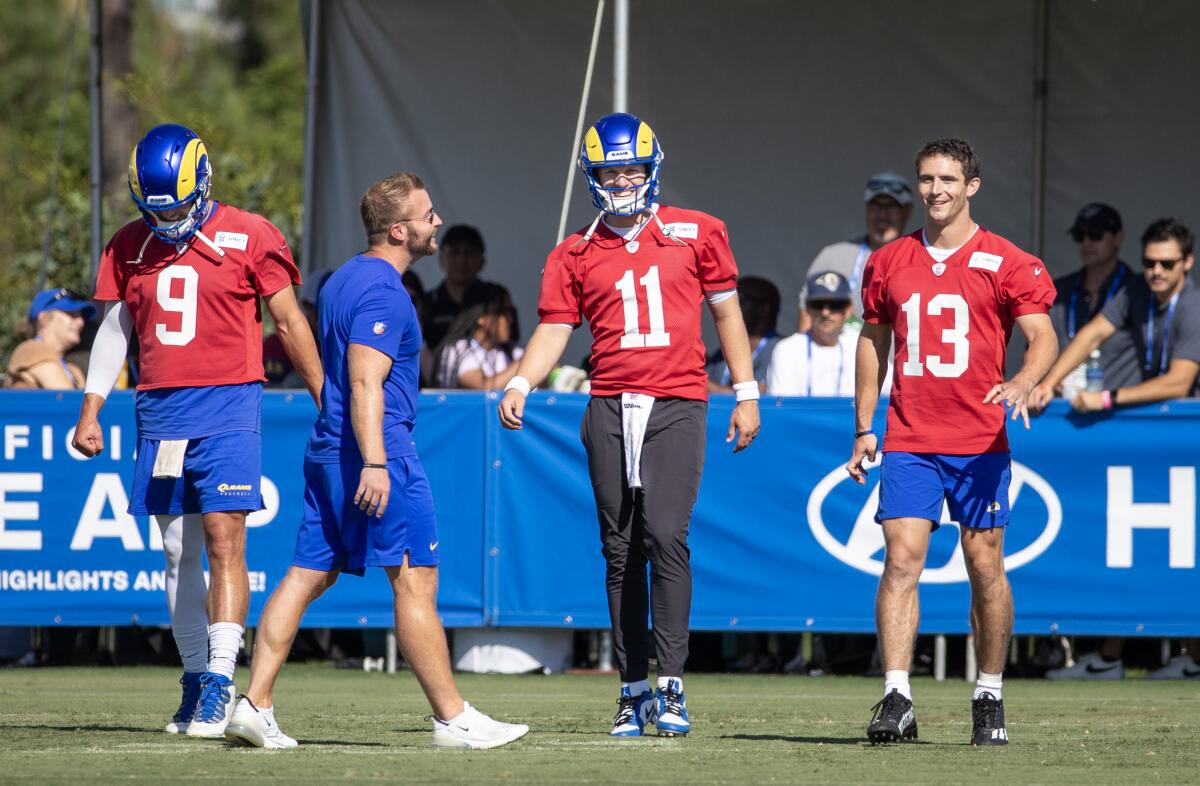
top-left (207, 622), bottom-right (244, 679)
top-left (884, 669), bottom-right (911, 701)
top-left (657, 676), bottom-right (683, 693)
top-left (172, 623), bottom-right (209, 675)
top-left (974, 670), bottom-right (1003, 701)
top-left (622, 679), bottom-right (650, 696)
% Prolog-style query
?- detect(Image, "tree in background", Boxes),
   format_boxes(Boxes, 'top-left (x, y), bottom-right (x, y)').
top-left (0, 0), bottom-right (306, 362)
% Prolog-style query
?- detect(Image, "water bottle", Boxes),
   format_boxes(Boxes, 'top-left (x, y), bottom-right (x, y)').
top-left (1085, 348), bottom-right (1104, 392)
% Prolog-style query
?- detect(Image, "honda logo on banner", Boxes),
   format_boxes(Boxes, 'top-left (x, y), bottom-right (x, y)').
top-left (806, 459), bottom-right (1062, 583)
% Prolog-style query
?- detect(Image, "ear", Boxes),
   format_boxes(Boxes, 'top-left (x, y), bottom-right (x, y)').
top-left (965, 177), bottom-right (981, 198)
top-left (389, 222), bottom-right (408, 244)
top-left (1184, 254), bottom-right (1195, 273)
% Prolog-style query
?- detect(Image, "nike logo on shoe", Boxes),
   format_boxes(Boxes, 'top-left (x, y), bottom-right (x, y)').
top-left (1085, 662), bottom-right (1122, 673)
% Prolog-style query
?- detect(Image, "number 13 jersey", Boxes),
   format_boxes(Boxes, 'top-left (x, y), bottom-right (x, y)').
top-left (94, 203), bottom-right (301, 390)
top-left (861, 228), bottom-right (1056, 454)
top-left (538, 205), bottom-right (739, 399)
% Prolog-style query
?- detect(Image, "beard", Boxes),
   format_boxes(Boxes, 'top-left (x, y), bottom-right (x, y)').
top-left (406, 228), bottom-right (439, 259)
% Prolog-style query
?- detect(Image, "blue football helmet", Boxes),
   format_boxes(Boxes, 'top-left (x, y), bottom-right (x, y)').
top-left (578, 112), bottom-right (663, 216)
top-left (128, 123), bottom-right (213, 243)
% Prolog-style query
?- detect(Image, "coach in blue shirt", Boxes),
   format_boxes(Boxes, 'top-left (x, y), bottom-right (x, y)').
top-left (223, 172), bottom-right (528, 751)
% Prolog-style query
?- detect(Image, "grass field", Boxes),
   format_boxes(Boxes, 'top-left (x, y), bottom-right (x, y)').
top-left (1, 666), bottom-right (1196, 784)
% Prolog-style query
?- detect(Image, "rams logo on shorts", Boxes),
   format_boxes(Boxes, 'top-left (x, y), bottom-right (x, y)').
top-left (217, 483), bottom-right (254, 495)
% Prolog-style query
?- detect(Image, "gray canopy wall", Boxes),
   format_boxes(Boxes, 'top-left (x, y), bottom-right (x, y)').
top-left (305, 0), bottom-right (1199, 354)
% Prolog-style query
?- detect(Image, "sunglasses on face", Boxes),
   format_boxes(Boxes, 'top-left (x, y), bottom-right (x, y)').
top-left (1142, 257), bottom-right (1184, 271)
top-left (1070, 228), bottom-right (1109, 243)
top-left (807, 300), bottom-right (847, 313)
top-left (867, 179), bottom-right (911, 198)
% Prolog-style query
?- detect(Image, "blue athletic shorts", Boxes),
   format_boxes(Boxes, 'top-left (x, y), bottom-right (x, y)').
top-left (876, 451), bottom-right (1011, 530)
top-left (292, 457), bottom-right (439, 576)
top-left (129, 431), bottom-right (263, 516)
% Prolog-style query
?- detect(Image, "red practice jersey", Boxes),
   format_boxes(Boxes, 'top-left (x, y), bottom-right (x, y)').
top-left (94, 204), bottom-right (301, 390)
top-left (538, 205), bottom-right (739, 399)
top-left (861, 227), bottom-right (1056, 454)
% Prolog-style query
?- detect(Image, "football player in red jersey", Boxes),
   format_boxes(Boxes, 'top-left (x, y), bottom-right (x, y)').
top-left (498, 113), bottom-right (759, 737)
top-left (71, 124), bottom-right (322, 737)
top-left (846, 138), bottom-right (1058, 747)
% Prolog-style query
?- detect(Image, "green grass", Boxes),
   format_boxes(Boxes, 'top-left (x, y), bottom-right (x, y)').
top-left (0, 666), bottom-right (1196, 784)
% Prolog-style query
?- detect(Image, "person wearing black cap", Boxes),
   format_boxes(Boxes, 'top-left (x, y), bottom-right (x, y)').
top-left (767, 271), bottom-right (890, 397)
top-left (421, 224), bottom-right (516, 351)
top-left (799, 172), bottom-right (914, 332)
top-left (4, 288), bottom-right (96, 389)
top-left (1048, 203), bottom-right (1138, 395)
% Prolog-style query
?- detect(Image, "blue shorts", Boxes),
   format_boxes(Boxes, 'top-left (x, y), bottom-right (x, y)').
top-left (292, 457), bottom-right (439, 576)
top-left (129, 432), bottom-right (263, 516)
top-left (876, 451), bottom-right (1011, 530)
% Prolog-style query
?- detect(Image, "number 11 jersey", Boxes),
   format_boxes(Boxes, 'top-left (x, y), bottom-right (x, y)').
top-left (861, 228), bottom-right (1056, 454)
top-left (537, 205), bottom-right (739, 399)
top-left (94, 203), bottom-right (301, 391)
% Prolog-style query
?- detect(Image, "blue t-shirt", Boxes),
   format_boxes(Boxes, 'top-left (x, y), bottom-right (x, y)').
top-left (305, 255), bottom-right (422, 464)
top-left (136, 383), bottom-right (262, 440)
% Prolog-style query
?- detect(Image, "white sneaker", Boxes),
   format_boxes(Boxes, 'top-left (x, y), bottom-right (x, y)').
top-left (185, 672), bottom-right (236, 737)
top-left (1145, 654), bottom-right (1200, 680)
top-left (430, 702), bottom-right (529, 749)
top-left (224, 696), bottom-right (299, 749)
top-left (1045, 652), bottom-right (1124, 681)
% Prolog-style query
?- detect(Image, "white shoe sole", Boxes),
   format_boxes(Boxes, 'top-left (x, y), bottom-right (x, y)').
top-left (185, 722), bottom-right (231, 738)
top-left (225, 720), bottom-right (296, 749)
top-left (430, 724), bottom-right (529, 750)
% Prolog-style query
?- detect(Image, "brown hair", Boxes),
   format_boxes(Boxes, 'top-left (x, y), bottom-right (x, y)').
top-left (360, 172), bottom-right (425, 245)
top-left (915, 138), bottom-right (980, 182)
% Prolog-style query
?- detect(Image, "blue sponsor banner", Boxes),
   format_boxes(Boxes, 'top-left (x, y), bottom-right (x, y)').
top-left (1, 391), bottom-right (1197, 635)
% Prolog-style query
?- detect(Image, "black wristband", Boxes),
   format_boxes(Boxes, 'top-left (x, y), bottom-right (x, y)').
top-left (362, 462), bottom-right (388, 469)
top-left (855, 430), bottom-right (874, 439)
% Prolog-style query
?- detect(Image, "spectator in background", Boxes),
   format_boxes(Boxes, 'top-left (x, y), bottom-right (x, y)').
top-left (421, 224), bottom-right (516, 351)
top-left (1048, 203), bottom-right (1138, 396)
top-left (707, 276), bottom-right (780, 391)
top-left (4, 288), bottom-right (96, 389)
top-left (799, 172), bottom-right (913, 332)
top-left (434, 289), bottom-right (524, 389)
top-left (767, 271), bottom-right (887, 397)
top-left (1033, 217), bottom-right (1200, 681)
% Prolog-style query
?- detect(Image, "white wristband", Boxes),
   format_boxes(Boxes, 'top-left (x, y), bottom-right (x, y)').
top-left (504, 375), bottom-right (532, 397)
top-left (732, 381), bottom-right (760, 402)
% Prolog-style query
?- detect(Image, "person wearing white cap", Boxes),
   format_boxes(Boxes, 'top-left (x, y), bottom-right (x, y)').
top-left (799, 172), bottom-right (914, 331)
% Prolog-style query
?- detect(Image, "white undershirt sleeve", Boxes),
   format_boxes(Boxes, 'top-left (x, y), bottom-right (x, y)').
top-left (84, 301), bottom-right (133, 399)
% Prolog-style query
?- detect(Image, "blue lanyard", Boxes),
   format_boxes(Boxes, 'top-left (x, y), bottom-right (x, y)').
top-left (1145, 292), bottom-right (1179, 375)
top-left (848, 240), bottom-right (871, 302)
top-left (720, 334), bottom-right (771, 386)
top-left (1067, 266), bottom-right (1126, 339)
top-left (806, 333), bottom-right (846, 397)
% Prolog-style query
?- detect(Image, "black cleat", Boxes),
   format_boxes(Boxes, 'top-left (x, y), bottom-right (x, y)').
top-left (867, 689), bottom-right (918, 744)
top-left (971, 692), bottom-right (1008, 746)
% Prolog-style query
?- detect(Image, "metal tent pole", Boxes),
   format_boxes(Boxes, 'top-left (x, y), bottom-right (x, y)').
top-left (300, 0), bottom-right (322, 279)
top-left (555, 0), bottom-right (606, 245)
top-left (613, 0), bottom-right (628, 113)
top-left (88, 0), bottom-right (103, 284)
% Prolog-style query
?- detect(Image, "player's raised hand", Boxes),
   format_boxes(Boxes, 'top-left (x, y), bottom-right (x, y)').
top-left (846, 432), bottom-right (878, 485)
top-left (71, 414), bottom-right (105, 458)
top-left (726, 400), bottom-right (760, 453)
top-left (498, 389), bottom-right (525, 430)
top-left (355, 466), bottom-right (390, 518)
top-left (983, 376), bottom-right (1036, 429)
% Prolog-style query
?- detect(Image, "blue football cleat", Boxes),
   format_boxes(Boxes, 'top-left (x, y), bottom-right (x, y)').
top-left (185, 672), bottom-right (236, 737)
top-left (165, 671), bottom-right (204, 734)
top-left (610, 687), bottom-right (655, 736)
top-left (654, 679), bottom-right (689, 737)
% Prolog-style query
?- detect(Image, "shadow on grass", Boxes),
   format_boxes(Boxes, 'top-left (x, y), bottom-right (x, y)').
top-left (722, 733), bottom-right (942, 747)
top-left (0, 723), bottom-right (158, 734)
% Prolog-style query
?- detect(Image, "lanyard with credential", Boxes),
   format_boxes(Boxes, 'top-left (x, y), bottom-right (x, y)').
top-left (721, 335), bottom-right (771, 387)
top-left (1145, 292), bottom-right (1180, 375)
top-left (848, 240), bottom-right (871, 303)
top-left (806, 333), bottom-right (846, 397)
top-left (1067, 266), bottom-right (1126, 339)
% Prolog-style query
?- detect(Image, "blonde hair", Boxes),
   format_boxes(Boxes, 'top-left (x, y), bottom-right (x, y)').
top-left (360, 172), bottom-right (425, 246)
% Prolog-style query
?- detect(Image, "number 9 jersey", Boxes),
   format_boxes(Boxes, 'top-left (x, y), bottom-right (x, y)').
top-left (861, 228), bottom-right (1056, 455)
top-left (94, 203), bottom-right (301, 390)
top-left (537, 205), bottom-right (739, 399)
